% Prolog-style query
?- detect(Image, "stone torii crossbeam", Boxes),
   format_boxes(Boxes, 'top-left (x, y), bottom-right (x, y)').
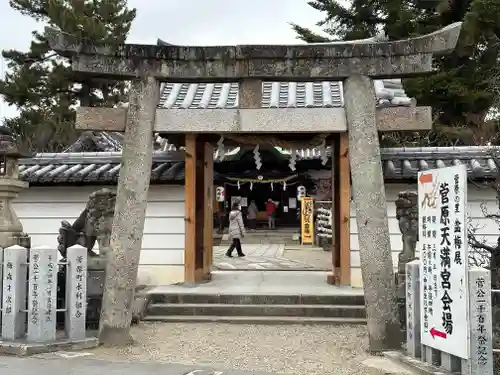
top-left (46, 23), bottom-right (462, 351)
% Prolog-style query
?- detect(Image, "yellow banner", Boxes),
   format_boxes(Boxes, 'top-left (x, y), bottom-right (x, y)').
top-left (301, 197), bottom-right (314, 244)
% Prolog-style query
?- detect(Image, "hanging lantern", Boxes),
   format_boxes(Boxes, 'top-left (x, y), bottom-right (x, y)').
top-left (297, 185), bottom-right (306, 201)
top-left (215, 186), bottom-right (225, 202)
top-left (271, 182), bottom-right (274, 191)
top-left (283, 182), bottom-right (287, 191)
top-left (250, 182), bottom-right (253, 190)
top-left (237, 181), bottom-right (240, 190)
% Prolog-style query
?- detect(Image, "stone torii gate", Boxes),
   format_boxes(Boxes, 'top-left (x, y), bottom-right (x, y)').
top-left (47, 23), bottom-right (461, 350)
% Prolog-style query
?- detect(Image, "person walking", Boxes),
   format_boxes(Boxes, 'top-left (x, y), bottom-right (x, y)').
top-left (226, 201), bottom-right (246, 257)
top-left (247, 200), bottom-right (258, 231)
top-left (265, 198), bottom-right (277, 229)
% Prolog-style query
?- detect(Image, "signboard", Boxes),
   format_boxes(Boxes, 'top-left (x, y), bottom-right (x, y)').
top-left (418, 165), bottom-right (469, 359)
top-left (301, 197), bottom-right (314, 244)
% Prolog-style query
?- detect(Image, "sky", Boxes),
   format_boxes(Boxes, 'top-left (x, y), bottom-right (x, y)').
top-left (0, 0), bottom-right (325, 121)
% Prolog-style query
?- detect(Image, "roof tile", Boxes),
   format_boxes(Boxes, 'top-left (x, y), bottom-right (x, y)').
top-left (157, 80), bottom-right (412, 109)
top-left (17, 146), bottom-right (499, 185)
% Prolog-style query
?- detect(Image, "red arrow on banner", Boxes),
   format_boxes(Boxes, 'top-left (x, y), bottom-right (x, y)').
top-left (419, 173), bottom-right (433, 184)
top-left (430, 328), bottom-right (447, 339)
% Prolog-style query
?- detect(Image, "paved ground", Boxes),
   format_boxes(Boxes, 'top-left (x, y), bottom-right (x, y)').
top-left (84, 323), bottom-right (408, 375)
top-left (213, 244), bottom-right (331, 271)
top-left (1, 355), bottom-right (286, 375)
top-left (149, 270), bottom-right (363, 296)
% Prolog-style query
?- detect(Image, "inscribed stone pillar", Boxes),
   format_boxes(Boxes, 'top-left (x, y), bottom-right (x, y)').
top-left (99, 74), bottom-right (159, 345)
top-left (27, 246), bottom-right (58, 342)
top-left (1, 245), bottom-right (27, 340)
top-left (405, 260), bottom-right (421, 358)
top-left (468, 267), bottom-right (494, 375)
top-left (343, 75), bottom-right (402, 352)
top-left (66, 245), bottom-right (88, 341)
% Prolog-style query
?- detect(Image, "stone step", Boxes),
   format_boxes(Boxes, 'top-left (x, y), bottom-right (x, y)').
top-left (146, 303), bottom-right (366, 318)
top-left (148, 293), bottom-right (365, 306)
top-left (142, 315), bottom-right (367, 325)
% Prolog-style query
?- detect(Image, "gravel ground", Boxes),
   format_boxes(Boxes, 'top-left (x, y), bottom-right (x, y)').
top-left (89, 323), bottom-right (396, 375)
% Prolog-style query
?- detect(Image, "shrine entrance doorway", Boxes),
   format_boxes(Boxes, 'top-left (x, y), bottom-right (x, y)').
top-left (182, 132), bottom-right (352, 285)
top-left (223, 175), bottom-right (308, 229)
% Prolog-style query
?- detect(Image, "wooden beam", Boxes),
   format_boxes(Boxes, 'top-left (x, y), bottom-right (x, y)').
top-left (338, 132), bottom-right (351, 286)
top-left (184, 134), bottom-right (197, 283)
top-left (203, 142), bottom-right (214, 279)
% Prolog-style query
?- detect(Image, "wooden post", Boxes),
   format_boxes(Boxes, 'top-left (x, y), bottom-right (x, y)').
top-left (338, 132), bottom-right (351, 285)
top-left (327, 138), bottom-right (338, 285)
top-left (185, 134), bottom-right (212, 283)
top-left (184, 134), bottom-right (197, 283)
top-left (203, 142), bottom-right (214, 279)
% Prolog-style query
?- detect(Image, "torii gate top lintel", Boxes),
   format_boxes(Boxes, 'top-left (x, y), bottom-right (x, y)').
top-left (45, 22), bottom-right (462, 81)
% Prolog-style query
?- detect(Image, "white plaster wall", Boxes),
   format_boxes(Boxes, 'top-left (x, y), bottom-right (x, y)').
top-left (12, 185), bottom-right (186, 286)
top-left (349, 183), bottom-right (499, 288)
top-left (11, 182), bottom-right (499, 289)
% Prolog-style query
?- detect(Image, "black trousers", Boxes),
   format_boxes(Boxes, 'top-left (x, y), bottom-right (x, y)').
top-left (226, 238), bottom-right (243, 256)
top-left (248, 219), bottom-right (257, 230)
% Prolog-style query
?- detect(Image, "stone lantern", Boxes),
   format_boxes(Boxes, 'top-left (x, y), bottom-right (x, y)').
top-left (0, 126), bottom-right (31, 249)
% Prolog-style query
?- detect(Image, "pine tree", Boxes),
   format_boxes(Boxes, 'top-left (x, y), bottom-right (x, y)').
top-left (0, 0), bottom-right (136, 153)
top-left (291, 0), bottom-right (500, 146)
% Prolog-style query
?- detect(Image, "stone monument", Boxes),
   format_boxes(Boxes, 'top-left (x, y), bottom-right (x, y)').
top-left (395, 191), bottom-right (418, 329)
top-left (0, 126), bottom-right (30, 249)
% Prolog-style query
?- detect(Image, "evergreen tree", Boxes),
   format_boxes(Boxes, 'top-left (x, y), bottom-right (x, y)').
top-left (0, 0), bottom-right (136, 153)
top-left (291, 0), bottom-right (500, 146)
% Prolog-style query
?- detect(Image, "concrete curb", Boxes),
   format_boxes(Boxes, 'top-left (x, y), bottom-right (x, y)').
top-left (383, 351), bottom-right (457, 375)
top-left (0, 337), bottom-right (99, 357)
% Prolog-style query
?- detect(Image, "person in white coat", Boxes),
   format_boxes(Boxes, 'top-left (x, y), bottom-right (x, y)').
top-left (226, 201), bottom-right (246, 257)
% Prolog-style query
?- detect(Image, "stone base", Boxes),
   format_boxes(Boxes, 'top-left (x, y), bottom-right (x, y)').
top-left (0, 337), bottom-right (99, 357)
top-left (383, 351), bottom-right (451, 374)
top-left (131, 285), bottom-right (153, 325)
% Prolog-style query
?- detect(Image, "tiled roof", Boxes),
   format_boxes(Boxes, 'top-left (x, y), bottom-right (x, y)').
top-left (19, 152), bottom-right (185, 185)
top-left (157, 79), bottom-right (412, 109)
top-left (17, 146), bottom-right (499, 185)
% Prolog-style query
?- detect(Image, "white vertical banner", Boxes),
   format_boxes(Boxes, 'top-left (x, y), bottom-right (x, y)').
top-left (418, 165), bottom-right (469, 359)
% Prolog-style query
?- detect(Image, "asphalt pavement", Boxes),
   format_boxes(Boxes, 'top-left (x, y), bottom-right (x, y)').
top-left (0, 355), bottom-right (285, 375)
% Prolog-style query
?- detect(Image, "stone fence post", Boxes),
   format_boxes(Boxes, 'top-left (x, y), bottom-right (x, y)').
top-left (0, 244), bottom-right (92, 350)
